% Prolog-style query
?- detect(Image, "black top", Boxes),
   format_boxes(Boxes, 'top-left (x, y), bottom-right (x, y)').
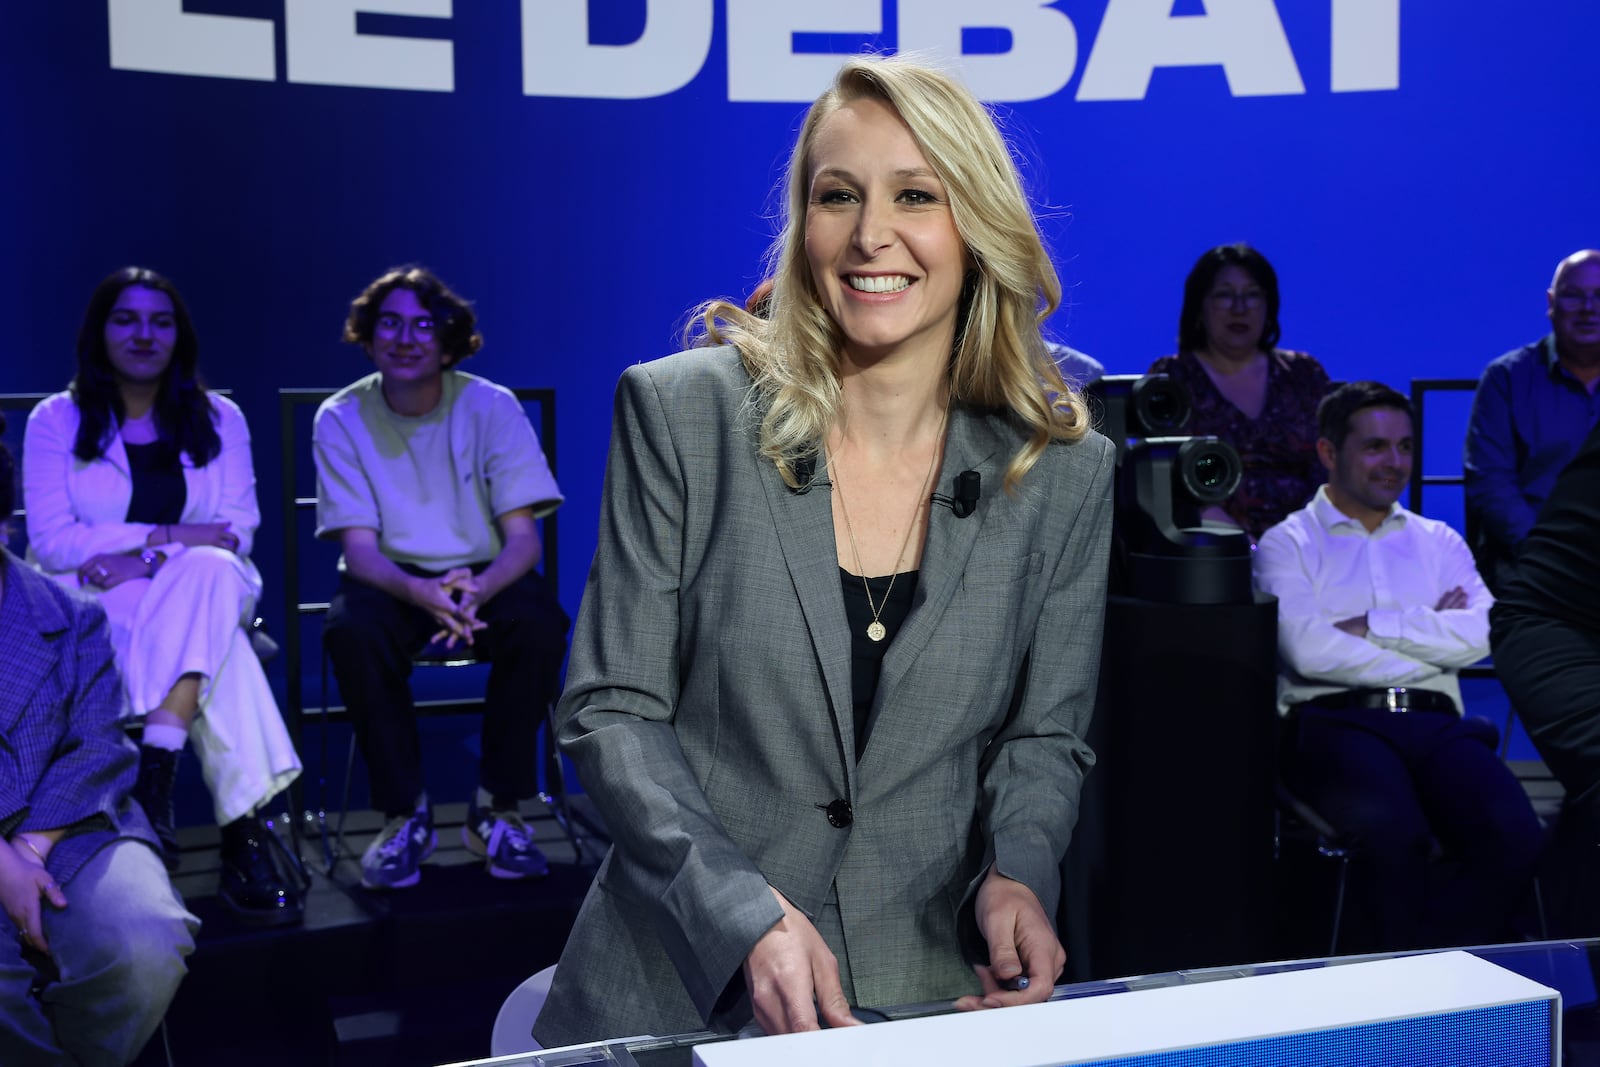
top-left (841, 567), bottom-right (919, 760)
top-left (123, 441), bottom-right (187, 525)
top-left (1494, 419), bottom-right (1600, 632)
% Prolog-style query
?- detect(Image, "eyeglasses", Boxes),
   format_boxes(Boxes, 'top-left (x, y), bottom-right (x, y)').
top-left (1554, 290), bottom-right (1600, 312)
top-left (1207, 290), bottom-right (1265, 310)
top-left (375, 313), bottom-right (436, 339)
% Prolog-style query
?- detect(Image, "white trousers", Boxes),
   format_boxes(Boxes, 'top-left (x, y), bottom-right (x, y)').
top-left (94, 546), bottom-right (301, 825)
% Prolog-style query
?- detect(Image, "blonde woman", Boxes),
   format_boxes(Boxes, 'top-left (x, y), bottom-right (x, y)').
top-left (536, 56), bottom-right (1114, 1045)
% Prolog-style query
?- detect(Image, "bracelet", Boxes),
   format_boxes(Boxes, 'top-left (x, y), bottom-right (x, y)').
top-left (15, 835), bottom-right (47, 865)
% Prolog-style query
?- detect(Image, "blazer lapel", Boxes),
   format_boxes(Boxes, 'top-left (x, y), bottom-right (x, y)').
top-left (871, 405), bottom-right (1005, 720)
top-left (0, 561), bottom-right (65, 736)
top-left (755, 457), bottom-right (858, 780)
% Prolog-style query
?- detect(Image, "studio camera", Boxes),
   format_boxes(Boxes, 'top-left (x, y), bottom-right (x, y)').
top-left (1087, 375), bottom-right (1253, 605)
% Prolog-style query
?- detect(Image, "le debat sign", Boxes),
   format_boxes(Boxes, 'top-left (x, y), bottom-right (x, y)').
top-left (109, 0), bottom-right (1400, 101)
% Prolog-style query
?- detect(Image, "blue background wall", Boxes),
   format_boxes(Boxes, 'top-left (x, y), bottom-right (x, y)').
top-left (4, 2), bottom-right (1597, 711)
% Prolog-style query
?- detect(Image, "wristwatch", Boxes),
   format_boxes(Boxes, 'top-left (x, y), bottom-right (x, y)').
top-left (139, 547), bottom-right (164, 576)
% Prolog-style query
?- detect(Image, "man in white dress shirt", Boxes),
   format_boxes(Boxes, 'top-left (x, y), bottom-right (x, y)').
top-left (1254, 381), bottom-right (1542, 952)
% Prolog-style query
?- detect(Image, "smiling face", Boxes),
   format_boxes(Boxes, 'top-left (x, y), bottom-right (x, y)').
top-left (102, 285), bottom-right (178, 386)
top-left (803, 96), bottom-right (970, 369)
top-left (1549, 254), bottom-right (1600, 362)
top-left (368, 287), bottom-right (447, 388)
top-left (1200, 264), bottom-right (1267, 359)
top-left (1319, 405), bottom-right (1414, 527)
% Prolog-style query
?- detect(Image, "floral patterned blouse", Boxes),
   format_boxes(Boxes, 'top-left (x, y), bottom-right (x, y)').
top-left (1146, 348), bottom-right (1331, 542)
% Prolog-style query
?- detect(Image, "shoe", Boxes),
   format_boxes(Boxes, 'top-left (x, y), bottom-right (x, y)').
top-left (219, 817), bottom-right (303, 926)
top-left (132, 745), bottom-right (182, 871)
top-left (360, 809), bottom-right (436, 890)
top-left (463, 801), bottom-right (549, 880)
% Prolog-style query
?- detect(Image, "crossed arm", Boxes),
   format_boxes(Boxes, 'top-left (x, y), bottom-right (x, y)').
top-left (1255, 524), bottom-right (1491, 684)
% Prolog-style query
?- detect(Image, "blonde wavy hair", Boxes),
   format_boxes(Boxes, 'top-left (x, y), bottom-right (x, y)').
top-left (694, 54), bottom-right (1089, 491)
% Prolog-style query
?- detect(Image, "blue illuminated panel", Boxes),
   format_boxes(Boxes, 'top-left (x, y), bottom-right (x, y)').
top-left (1083, 1000), bottom-right (1554, 1067)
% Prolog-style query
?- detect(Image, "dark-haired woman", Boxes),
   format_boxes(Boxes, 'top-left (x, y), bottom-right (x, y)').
top-left (23, 268), bottom-right (302, 925)
top-left (1147, 243), bottom-right (1330, 542)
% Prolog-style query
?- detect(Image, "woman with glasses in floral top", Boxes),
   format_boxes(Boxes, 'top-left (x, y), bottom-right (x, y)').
top-left (1148, 242), bottom-right (1331, 543)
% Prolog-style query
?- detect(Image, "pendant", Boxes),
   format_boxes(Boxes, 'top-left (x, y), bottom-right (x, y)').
top-left (867, 620), bottom-right (886, 642)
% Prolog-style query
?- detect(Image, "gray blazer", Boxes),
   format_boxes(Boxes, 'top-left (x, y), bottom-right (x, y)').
top-left (535, 347), bottom-right (1113, 1047)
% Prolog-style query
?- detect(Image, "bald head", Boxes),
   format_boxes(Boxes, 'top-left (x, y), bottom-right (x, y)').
top-left (1549, 250), bottom-right (1600, 369)
top-left (1552, 250), bottom-right (1600, 290)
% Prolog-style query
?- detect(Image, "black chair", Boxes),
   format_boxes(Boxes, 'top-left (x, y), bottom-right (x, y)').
top-left (277, 387), bottom-right (591, 877)
top-left (1408, 377), bottom-right (1479, 521)
top-left (1276, 702), bottom-right (1547, 954)
top-left (1273, 708), bottom-right (1355, 956)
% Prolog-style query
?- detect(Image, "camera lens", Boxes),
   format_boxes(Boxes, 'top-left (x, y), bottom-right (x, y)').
top-left (1178, 438), bottom-right (1242, 504)
top-left (1146, 392), bottom-right (1177, 426)
top-left (1132, 375), bottom-right (1191, 435)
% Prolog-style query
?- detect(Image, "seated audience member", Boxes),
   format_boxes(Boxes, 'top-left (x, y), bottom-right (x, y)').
top-left (1465, 249), bottom-right (1600, 592)
top-left (1047, 342), bottom-right (1105, 387)
top-left (22, 267), bottom-right (303, 925)
top-left (0, 416), bottom-right (198, 1067)
top-left (315, 266), bottom-right (570, 890)
top-left (1254, 381), bottom-right (1542, 952)
top-left (1148, 243), bottom-right (1329, 542)
top-left (1492, 419), bottom-right (1600, 936)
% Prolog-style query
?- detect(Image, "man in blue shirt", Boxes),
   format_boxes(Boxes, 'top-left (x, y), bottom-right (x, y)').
top-left (1465, 249), bottom-right (1600, 591)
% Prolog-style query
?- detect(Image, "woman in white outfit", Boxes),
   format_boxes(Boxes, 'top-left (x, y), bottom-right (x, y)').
top-left (23, 267), bottom-right (303, 925)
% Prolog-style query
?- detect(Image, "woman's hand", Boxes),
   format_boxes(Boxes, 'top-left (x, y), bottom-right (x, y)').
top-left (742, 886), bottom-right (859, 1035)
top-left (78, 552), bottom-right (149, 590)
top-left (955, 868), bottom-right (1064, 1012)
top-left (167, 522), bottom-right (240, 552)
top-left (0, 841), bottom-right (67, 955)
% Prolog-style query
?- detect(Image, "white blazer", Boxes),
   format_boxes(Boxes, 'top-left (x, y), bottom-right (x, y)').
top-left (22, 390), bottom-right (262, 578)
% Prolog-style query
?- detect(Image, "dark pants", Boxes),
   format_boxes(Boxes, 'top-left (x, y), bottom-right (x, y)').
top-left (1289, 703), bottom-right (1543, 952)
top-left (323, 565), bottom-right (570, 817)
top-left (1493, 608), bottom-right (1600, 937)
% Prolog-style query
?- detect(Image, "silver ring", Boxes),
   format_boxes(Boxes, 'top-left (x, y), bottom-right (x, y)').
top-left (94, 566), bottom-right (108, 579)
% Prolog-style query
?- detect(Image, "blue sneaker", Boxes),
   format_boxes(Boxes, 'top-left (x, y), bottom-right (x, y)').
top-left (360, 810), bottom-right (436, 890)
top-left (463, 802), bottom-right (549, 880)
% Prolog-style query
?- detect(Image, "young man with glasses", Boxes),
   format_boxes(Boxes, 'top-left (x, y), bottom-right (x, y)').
top-left (313, 266), bottom-right (569, 890)
top-left (1465, 249), bottom-right (1600, 592)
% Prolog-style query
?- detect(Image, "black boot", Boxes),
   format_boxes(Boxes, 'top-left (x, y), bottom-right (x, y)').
top-left (219, 817), bottom-right (304, 927)
top-left (132, 745), bottom-right (182, 871)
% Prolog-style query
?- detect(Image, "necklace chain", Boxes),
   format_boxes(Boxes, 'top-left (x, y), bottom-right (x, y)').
top-left (832, 408), bottom-right (948, 642)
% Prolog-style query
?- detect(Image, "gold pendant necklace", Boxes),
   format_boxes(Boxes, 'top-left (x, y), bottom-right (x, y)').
top-left (832, 408), bottom-right (948, 642)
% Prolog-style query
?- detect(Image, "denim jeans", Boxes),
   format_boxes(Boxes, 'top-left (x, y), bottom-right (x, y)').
top-left (0, 840), bottom-right (198, 1066)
